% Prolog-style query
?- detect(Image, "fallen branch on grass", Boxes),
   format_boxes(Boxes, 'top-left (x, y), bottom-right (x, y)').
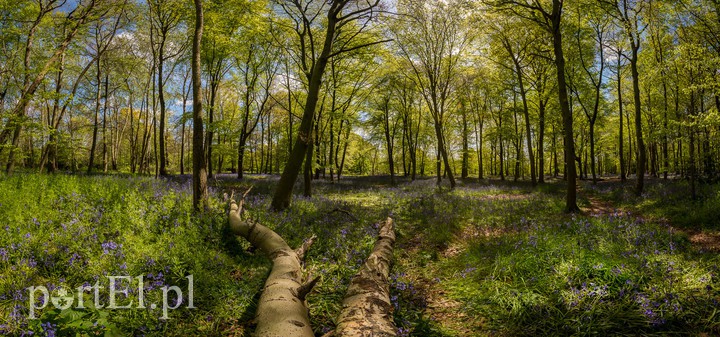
top-left (334, 217), bottom-right (397, 337)
top-left (228, 190), bottom-right (397, 337)
top-left (228, 188), bottom-right (316, 337)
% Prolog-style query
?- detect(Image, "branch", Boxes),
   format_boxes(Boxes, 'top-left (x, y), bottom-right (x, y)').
top-left (327, 39), bottom-right (393, 58)
top-left (334, 217), bottom-right (397, 337)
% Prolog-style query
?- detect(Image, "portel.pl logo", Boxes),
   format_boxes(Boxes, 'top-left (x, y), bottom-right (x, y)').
top-left (26, 275), bottom-right (195, 319)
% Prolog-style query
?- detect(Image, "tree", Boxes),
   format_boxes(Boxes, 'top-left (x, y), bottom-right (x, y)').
top-left (88, 11), bottom-right (125, 174)
top-left (236, 38), bottom-right (278, 179)
top-left (391, 0), bottom-right (472, 189)
top-left (570, 5), bottom-right (610, 184)
top-left (607, 27), bottom-right (628, 182)
top-left (2, 0), bottom-right (106, 174)
top-left (192, 0), bottom-right (208, 211)
top-left (526, 45), bottom-right (555, 184)
top-left (489, 16), bottom-right (538, 185)
top-left (493, 0), bottom-right (580, 212)
top-left (270, 0), bottom-right (386, 210)
top-left (392, 70), bottom-right (422, 181)
top-left (602, 0), bottom-right (647, 195)
top-left (148, 0), bottom-right (187, 176)
top-left (370, 74), bottom-right (399, 185)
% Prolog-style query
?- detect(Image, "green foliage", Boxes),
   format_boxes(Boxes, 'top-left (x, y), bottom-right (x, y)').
top-left (436, 179), bottom-right (720, 336)
top-left (2, 174), bottom-right (720, 336)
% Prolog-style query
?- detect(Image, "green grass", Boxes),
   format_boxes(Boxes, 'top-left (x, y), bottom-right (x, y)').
top-left (587, 178), bottom-right (720, 231)
top-left (0, 174), bottom-right (719, 336)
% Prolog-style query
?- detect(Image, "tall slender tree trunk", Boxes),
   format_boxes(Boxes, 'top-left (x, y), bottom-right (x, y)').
top-left (88, 56), bottom-right (102, 174)
top-left (206, 81), bottom-right (217, 179)
top-left (514, 59), bottom-right (536, 185)
top-left (689, 89), bottom-right (697, 199)
top-left (158, 38), bottom-right (168, 176)
top-left (538, 100), bottom-right (546, 183)
top-left (192, 0), bottom-right (208, 211)
top-left (513, 100), bottom-right (521, 182)
top-left (474, 109), bottom-right (484, 181)
top-left (618, 60), bottom-right (626, 182)
top-left (435, 122), bottom-right (455, 188)
top-left (238, 136), bottom-right (247, 179)
top-left (304, 140), bottom-right (313, 197)
top-left (461, 106), bottom-right (469, 179)
top-left (630, 42), bottom-right (645, 195)
top-left (589, 121), bottom-right (596, 183)
top-left (551, 0), bottom-right (579, 212)
top-left (102, 73), bottom-right (109, 173)
top-left (180, 78), bottom-right (188, 175)
top-left (383, 100), bottom-right (396, 185)
top-left (271, 9), bottom-right (340, 210)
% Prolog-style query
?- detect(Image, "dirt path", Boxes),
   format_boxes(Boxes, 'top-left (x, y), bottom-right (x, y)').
top-left (398, 235), bottom-right (481, 336)
top-left (582, 193), bottom-right (618, 216)
top-left (580, 186), bottom-right (720, 252)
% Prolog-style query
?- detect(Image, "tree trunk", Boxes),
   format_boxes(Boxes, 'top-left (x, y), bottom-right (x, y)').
top-left (618, 61), bottom-right (626, 182)
top-left (589, 121), bottom-right (596, 183)
top-left (192, 0), bottom-right (208, 212)
top-left (474, 109), bottom-right (484, 181)
top-left (334, 218), bottom-right (397, 337)
top-left (304, 140), bottom-right (313, 197)
top-left (538, 100), bottom-right (546, 183)
top-left (689, 86), bottom-right (697, 199)
top-left (180, 75), bottom-right (189, 175)
top-left (513, 98), bottom-right (521, 182)
top-left (383, 101), bottom-right (396, 185)
top-left (102, 73), bottom-right (109, 173)
top-left (158, 36), bottom-right (168, 176)
top-left (271, 11), bottom-right (340, 210)
top-left (88, 56), bottom-right (102, 174)
top-left (206, 81), bottom-right (217, 179)
top-left (514, 59), bottom-right (536, 185)
top-left (339, 125), bottom-right (350, 179)
top-left (435, 121), bottom-right (455, 188)
top-left (551, 0), bottom-right (579, 212)
top-left (461, 106), bottom-right (469, 179)
top-left (238, 136), bottom-right (247, 179)
top-left (630, 43), bottom-right (645, 196)
top-left (228, 193), bottom-right (316, 337)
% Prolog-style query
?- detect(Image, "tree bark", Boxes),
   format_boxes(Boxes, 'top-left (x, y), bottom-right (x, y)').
top-left (88, 53), bottom-right (102, 174)
top-left (538, 99), bottom-right (546, 183)
top-left (550, 0), bottom-right (579, 212)
top-left (461, 105), bottom-right (469, 179)
top-left (617, 56), bottom-right (626, 182)
top-left (228, 192), bottom-right (315, 337)
top-left (382, 98), bottom-right (396, 185)
top-left (334, 218), bottom-right (397, 337)
top-left (158, 35), bottom-right (168, 176)
top-left (192, 0), bottom-right (208, 211)
top-left (271, 6), bottom-right (340, 210)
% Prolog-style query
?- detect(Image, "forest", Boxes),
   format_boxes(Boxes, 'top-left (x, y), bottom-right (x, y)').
top-left (1, 0), bottom-right (720, 336)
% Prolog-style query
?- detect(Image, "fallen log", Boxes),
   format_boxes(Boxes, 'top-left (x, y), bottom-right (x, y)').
top-left (334, 217), bottom-right (397, 337)
top-left (228, 189), bottom-right (397, 336)
top-left (228, 189), bottom-right (316, 337)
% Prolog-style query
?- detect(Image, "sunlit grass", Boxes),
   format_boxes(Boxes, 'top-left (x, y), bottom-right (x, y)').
top-left (1, 174), bottom-right (719, 336)
top-left (444, 210), bottom-right (720, 336)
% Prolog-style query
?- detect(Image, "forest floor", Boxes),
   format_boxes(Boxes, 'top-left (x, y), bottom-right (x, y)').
top-left (1, 173), bottom-right (719, 336)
